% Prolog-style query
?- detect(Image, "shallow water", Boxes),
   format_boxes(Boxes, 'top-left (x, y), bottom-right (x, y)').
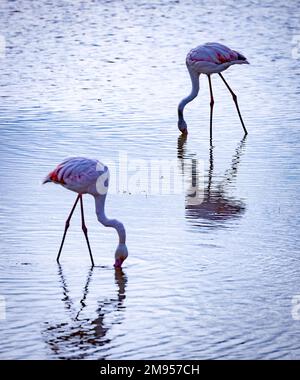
top-left (1, 0), bottom-right (300, 359)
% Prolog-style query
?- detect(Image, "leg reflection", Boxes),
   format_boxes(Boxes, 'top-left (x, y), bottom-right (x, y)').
top-left (178, 136), bottom-right (248, 227)
top-left (43, 265), bottom-right (128, 359)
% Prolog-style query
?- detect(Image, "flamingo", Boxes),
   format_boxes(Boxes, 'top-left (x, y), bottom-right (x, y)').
top-left (43, 157), bottom-right (128, 268)
top-left (177, 42), bottom-right (249, 137)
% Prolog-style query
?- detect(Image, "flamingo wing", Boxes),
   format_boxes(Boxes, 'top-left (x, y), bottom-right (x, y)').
top-left (187, 42), bottom-right (246, 66)
top-left (44, 157), bottom-right (107, 190)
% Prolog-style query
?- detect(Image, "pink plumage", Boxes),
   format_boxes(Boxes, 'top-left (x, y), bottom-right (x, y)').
top-left (44, 157), bottom-right (107, 194)
top-left (186, 42), bottom-right (248, 74)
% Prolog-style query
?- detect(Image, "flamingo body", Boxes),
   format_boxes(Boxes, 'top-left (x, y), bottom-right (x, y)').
top-left (44, 157), bottom-right (128, 268)
top-left (186, 42), bottom-right (248, 74)
top-left (44, 157), bottom-right (107, 195)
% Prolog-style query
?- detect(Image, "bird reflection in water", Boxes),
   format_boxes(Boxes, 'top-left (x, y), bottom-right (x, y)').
top-left (43, 265), bottom-right (127, 359)
top-left (178, 135), bottom-right (247, 228)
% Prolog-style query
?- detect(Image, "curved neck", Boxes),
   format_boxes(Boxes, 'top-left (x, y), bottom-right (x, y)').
top-left (178, 69), bottom-right (200, 120)
top-left (94, 195), bottom-right (126, 244)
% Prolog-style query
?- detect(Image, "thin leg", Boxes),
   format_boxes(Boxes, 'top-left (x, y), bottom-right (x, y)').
top-left (57, 194), bottom-right (80, 263)
top-left (79, 195), bottom-right (94, 267)
top-left (208, 74), bottom-right (214, 143)
top-left (218, 73), bottom-right (248, 135)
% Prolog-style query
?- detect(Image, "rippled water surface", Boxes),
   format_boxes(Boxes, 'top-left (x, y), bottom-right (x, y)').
top-left (1, 0), bottom-right (300, 359)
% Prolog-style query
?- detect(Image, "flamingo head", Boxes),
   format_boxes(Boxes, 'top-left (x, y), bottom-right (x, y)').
top-left (178, 119), bottom-right (188, 135)
top-left (114, 243), bottom-right (128, 269)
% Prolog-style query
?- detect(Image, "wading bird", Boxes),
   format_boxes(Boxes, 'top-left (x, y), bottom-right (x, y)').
top-left (178, 42), bottom-right (249, 137)
top-left (43, 157), bottom-right (128, 268)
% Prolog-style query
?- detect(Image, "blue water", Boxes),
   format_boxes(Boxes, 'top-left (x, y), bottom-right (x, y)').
top-left (0, 0), bottom-right (300, 359)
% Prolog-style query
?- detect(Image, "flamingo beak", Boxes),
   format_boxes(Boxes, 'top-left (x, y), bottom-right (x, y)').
top-left (178, 121), bottom-right (188, 135)
top-left (114, 257), bottom-right (125, 269)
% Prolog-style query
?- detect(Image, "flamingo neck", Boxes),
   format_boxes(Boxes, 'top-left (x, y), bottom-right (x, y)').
top-left (178, 69), bottom-right (200, 120)
top-left (94, 195), bottom-right (126, 244)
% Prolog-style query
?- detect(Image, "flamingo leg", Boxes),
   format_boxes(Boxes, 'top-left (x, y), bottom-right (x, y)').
top-left (57, 194), bottom-right (80, 263)
top-left (79, 195), bottom-right (94, 267)
top-left (218, 73), bottom-right (248, 135)
top-left (207, 75), bottom-right (214, 142)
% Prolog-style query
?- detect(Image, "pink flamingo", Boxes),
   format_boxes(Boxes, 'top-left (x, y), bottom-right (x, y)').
top-left (43, 157), bottom-right (128, 268)
top-left (178, 42), bottom-right (249, 137)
